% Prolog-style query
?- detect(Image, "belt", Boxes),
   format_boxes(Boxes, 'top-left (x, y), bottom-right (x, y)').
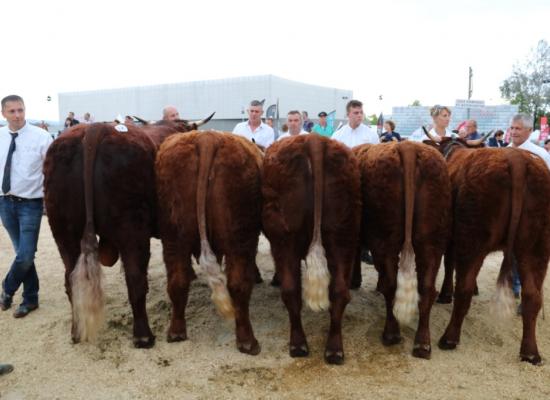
top-left (1, 195), bottom-right (43, 202)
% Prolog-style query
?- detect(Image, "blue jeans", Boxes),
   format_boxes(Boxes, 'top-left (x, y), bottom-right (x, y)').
top-left (512, 256), bottom-right (521, 296)
top-left (0, 196), bottom-right (43, 306)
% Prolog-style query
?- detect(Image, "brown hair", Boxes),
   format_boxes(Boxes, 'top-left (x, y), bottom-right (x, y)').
top-left (385, 120), bottom-right (395, 131)
top-left (346, 100), bottom-right (363, 113)
top-left (1, 95), bottom-right (24, 110)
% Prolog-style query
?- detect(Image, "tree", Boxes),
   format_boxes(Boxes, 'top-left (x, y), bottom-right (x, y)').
top-left (409, 100), bottom-right (422, 106)
top-left (500, 40), bottom-right (550, 128)
top-left (366, 114), bottom-right (378, 125)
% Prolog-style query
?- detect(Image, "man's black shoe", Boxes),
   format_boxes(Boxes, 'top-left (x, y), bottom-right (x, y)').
top-left (13, 304), bottom-right (38, 318)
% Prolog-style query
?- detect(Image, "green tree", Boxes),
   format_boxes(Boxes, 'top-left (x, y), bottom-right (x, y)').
top-left (409, 100), bottom-right (422, 106)
top-left (366, 114), bottom-right (378, 125)
top-left (500, 40), bottom-right (550, 128)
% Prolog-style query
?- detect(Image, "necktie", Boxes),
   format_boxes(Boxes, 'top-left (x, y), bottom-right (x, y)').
top-left (2, 132), bottom-right (18, 194)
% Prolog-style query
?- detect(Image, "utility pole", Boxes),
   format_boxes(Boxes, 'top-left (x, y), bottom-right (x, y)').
top-left (467, 66), bottom-right (473, 119)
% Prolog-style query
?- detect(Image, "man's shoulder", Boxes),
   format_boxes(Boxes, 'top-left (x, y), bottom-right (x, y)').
top-left (232, 121), bottom-right (248, 132)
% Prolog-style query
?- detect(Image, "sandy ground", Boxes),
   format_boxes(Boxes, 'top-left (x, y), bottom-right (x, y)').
top-left (1, 217), bottom-right (549, 400)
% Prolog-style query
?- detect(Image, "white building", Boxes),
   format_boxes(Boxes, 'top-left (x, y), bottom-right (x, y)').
top-left (58, 75), bottom-right (353, 131)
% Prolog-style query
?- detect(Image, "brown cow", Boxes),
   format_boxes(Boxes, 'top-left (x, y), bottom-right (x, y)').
top-left (424, 133), bottom-right (550, 364)
top-left (353, 141), bottom-right (451, 359)
top-left (44, 116), bottom-right (211, 348)
top-left (262, 134), bottom-right (361, 364)
top-left (156, 131), bottom-right (263, 355)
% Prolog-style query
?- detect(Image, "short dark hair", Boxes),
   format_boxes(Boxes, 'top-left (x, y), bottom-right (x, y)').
top-left (346, 100), bottom-right (363, 113)
top-left (385, 120), bottom-right (395, 131)
top-left (495, 130), bottom-right (504, 137)
top-left (249, 100), bottom-right (263, 108)
top-left (287, 110), bottom-right (301, 117)
top-left (1, 95), bottom-right (24, 110)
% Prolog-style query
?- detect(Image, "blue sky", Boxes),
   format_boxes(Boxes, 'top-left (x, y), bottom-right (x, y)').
top-left (1, 0), bottom-right (549, 121)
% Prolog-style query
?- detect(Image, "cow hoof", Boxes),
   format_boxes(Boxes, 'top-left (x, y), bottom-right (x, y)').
top-left (438, 337), bottom-right (458, 350)
top-left (382, 333), bottom-right (402, 346)
top-left (238, 340), bottom-right (261, 356)
top-left (71, 336), bottom-right (81, 344)
top-left (134, 336), bottom-right (155, 349)
top-left (436, 294), bottom-right (453, 304)
top-left (289, 344), bottom-right (309, 358)
top-left (167, 332), bottom-right (187, 343)
top-left (325, 350), bottom-right (344, 365)
top-left (520, 353), bottom-right (542, 366)
top-left (412, 343), bottom-right (432, 359)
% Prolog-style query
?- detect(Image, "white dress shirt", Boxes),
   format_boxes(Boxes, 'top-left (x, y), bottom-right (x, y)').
top-left (332, 123), bottom-right (379, 148)
top-left (508, 140), bottom-right (550, 170)
top-left (277, 130), bottom-right (308, 141)
top-left (232, 121), bottom-right (275, 148)
top-left (0, 122), bottom-right (53, 199)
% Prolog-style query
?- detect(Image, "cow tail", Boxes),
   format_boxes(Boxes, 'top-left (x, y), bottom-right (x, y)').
top-left (394, 143), bottom-right (419, 324)
top-left (303, 137), bottom-right (330, 312)
top-left (494, 151), bottom-right (526, 318)
top-left (70, 124), bottom-right (106, 342)
top-left (196, 135), bottom-right (234, 320)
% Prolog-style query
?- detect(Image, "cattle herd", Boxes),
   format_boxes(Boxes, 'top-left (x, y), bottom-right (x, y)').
top-left (42, 118), bottom-right (550, 367)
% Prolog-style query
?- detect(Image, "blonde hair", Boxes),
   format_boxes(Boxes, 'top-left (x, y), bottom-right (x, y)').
top-left (430, 105), bottom-right (451, 117)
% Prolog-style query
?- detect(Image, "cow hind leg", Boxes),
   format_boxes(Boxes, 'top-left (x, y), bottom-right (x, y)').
top-left (119, 241), bottom-right (155, 348)
top-left (517, 255), bottom-right (546, 365)
top-left (57, 238), bottom-right (82, 343)
top-left (412, 249), bottom-right (440, 359)
top-left (324, 258), bottom-right (352, 365)
top-left (164, 242), bottom-right (192, 343)
top-left (274, 247), bottom-right (308, 357)
top-left (226, 253), bottom-right (260, 355)
top-left (377, 254), bottom-right (402, 346)
top-left (439, 255), bottom-right (485, 350)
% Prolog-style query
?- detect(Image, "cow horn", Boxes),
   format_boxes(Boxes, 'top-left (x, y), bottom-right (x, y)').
top-left (422, 126), bottom-right (438, 142)
top-left (191, 112), bottom-right (216, 127)
top-left (467, 130), bottom-right (494, 146)
top-left (133, 116), bottom-right (150, 125)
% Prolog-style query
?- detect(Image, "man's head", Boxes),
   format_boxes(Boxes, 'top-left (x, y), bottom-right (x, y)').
top-left (509, 114), bottom-right (533, 147)
top-left (68, 111), bottom-right (75, 119)
top-left (287, 110), bottom-right (302, 135)
top-left (83, 112), bottom-right (91, 121)
top-left (247, 100), bottom-right (264, 125)
top-left (346, 100), bottom-right (363, 129)
top-left (302, 111), bottom-right (309, 120)
top-left (318, 111), bottom-right (327, 126)
top-left (465, 119), bottom-right (477, 136)
top-left (1, 95), bottom-right (26, 132)
top-left (162, 106), bottom-right (180, 121)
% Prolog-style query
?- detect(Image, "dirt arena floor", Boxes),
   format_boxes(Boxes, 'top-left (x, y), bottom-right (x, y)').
top-left (1, 217), bottom-right (549, 399)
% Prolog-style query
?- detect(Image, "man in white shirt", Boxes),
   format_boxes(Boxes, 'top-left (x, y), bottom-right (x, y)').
top-left (506, 113), bottom-right (550, 303)
top-left (162, 105), bottom-right (180, 121)
top-left (278, 110), bottom-right (308, 140)
top-left (508, 114), bottom-right (550, 170)
top-left (233, 100), bottom-right (275, 148)
top-left (0, 95), bottom-right (52, 318)
top-left (332, 100), bottom-right (379, 148)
